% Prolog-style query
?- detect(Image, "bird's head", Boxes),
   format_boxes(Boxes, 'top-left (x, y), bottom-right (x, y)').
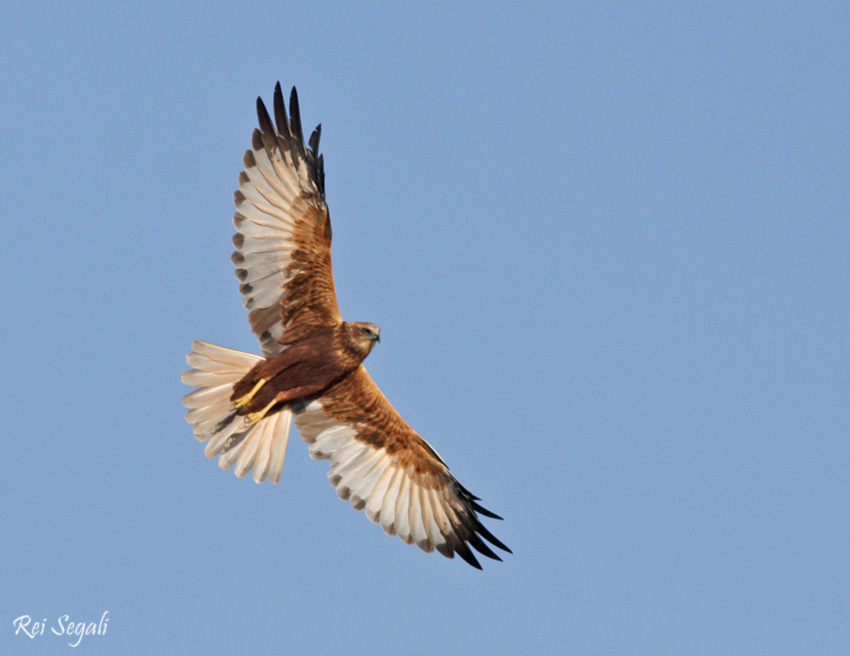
top-left (345, 321), bottom-right (381, 358)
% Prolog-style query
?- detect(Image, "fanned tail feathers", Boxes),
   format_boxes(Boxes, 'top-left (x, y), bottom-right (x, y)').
top-left (182, 340), bottom-right (293, 484)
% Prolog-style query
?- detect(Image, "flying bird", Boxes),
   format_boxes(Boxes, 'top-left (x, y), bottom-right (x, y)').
top-left (182, 83), bottom-right (510, 569)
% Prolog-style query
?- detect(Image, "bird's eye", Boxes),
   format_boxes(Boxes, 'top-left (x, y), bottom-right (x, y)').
top-left (360, 327), bottom-right (372, 336)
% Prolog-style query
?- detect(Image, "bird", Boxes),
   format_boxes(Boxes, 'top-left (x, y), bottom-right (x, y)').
top-left (182, 83), bottom-right (510, 569)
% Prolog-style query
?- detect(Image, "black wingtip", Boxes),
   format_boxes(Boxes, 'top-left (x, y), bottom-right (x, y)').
top-left (273, 82), bottom-right (290, 139)
top-left (477, 523), bottom-right (512, 554)
top-left (455, 542), bottom-right (483, 570)
top-left (289, 87), bottom-right (300, 122)
top-left (467, 532), bottom-right (502, 562)
top-left (309, 123), bottom-right (321, 155)
top-left (288, 87), bottom-right (307, 159)
top-left (255, 96), bottom-right (275, 138)
top-left (472, 501), bottom-right (503, 520)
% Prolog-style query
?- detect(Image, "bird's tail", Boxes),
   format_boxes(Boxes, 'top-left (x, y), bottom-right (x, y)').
top-left (181, 340), bottom-right (293, 484)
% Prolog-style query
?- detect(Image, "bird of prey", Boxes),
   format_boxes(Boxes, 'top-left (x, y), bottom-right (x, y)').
top-left (182, 83), bottom-right (510, 569)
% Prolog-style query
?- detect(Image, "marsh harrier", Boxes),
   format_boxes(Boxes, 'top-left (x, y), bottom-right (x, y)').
top-left (182, 84), bottom-right (509, 569)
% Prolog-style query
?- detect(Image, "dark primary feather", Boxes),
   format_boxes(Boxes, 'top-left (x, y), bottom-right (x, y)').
top-left (254, 98), bottom-right (284, 162)
top-left (272, 82), bottom-right (291, 149)
top-left (287, 87), bottom-right (307, 163)
top-left (307, 124), bottom-right (325, 199)
top-left (308, 123), bottom-right (321, 155)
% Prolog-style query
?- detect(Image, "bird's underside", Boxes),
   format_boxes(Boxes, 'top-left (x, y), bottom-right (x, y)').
top-left (182, 83), bottom-right (510, 569)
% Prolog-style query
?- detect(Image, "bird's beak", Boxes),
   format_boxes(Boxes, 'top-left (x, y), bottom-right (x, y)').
top-left (375, 333), bottom-right (381, 343)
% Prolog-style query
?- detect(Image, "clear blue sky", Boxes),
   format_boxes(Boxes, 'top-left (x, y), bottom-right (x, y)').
top-left (3, 1), bottom-right (849, 654)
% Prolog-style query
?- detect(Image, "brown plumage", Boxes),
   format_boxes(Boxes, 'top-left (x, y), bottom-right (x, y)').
top-left (229, 322), bottom-right (378, 416)
top-left (182, 83), bottom-right (510, 569)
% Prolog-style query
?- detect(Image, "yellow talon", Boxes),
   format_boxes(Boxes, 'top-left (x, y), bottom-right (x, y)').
top-left (234, 378), bottom-right (267, 408)
top-left (244, 398), bottom-right (278, 426)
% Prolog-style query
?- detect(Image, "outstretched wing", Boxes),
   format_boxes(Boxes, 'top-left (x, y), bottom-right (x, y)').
top-left (232, 83), bottom-right (341, 356)
top-left (295, 367), bottom-right (511, 569)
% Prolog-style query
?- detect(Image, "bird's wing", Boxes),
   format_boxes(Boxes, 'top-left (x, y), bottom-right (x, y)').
top-left (295, 366), bottom-right (511, 569)
top-left (232, 83), bottom-right (341, 356)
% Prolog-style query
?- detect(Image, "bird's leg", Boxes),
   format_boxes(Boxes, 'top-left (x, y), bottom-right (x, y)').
top-left (243, 397), bottom-right (279, 426)
top-left (234, 378), bottom-right (267, 408)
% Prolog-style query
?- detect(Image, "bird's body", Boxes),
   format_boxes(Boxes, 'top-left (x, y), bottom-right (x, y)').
top-left (230, 321), bottom-right (379, 418)
top-left (182, 84), bottom-right (509, 568)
